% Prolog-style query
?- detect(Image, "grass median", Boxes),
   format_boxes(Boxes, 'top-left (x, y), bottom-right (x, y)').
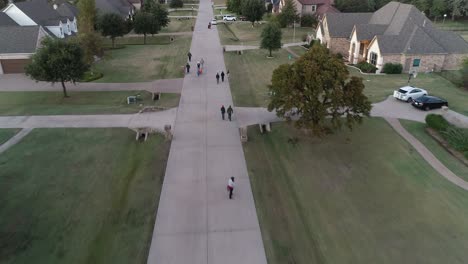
top-left (244, 117), bottom-right (468, 264)
top-left (0, 128), bottom-right (170, 264)
top-left (0, 129), bottom-right (20, 144)
top-left (0, 91), bottom-right (180, 115)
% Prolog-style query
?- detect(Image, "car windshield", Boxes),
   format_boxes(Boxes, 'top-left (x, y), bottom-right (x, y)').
top-left (398, 88), bottom-right (408, 94)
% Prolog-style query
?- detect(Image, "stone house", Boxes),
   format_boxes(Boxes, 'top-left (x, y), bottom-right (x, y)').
top-left (273, 0), bottom-right (339, 19)
top-left (316, 1), bottom-right (468, 73)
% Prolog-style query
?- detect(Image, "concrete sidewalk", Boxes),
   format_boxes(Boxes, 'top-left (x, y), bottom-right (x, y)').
top-left (146, 0), bottom-right (267, 263)
top-left (0, 108), bottom-right (177, 131)
top-left (0, 74), bottom-right (183, 93)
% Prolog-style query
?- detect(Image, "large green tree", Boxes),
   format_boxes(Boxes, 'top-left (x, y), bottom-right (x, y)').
top-left (97, 13), bottom-right (127, 48)
top-left (227, 0), bottom-right (242, 14)
top-left (77, 0), bottom-right (102, 64)
top-left (26, 38), bottom-right (89, 98)
top-left (430, 0), bottom-right (448, 18)
top-left (0, 0), bottom-right (7, 9)
top-left (242, 0), bottom-right (265, 26)
top-left (277, 0), bottom-right (299, 27)
top-left (150, 3), bottom-right (170, 29)
top-left (134, 12), bottom-right (159, 44)
top-left (268, 44), bottom-right (372, 136)
top-left (260, 22), bottom-right (282, 57)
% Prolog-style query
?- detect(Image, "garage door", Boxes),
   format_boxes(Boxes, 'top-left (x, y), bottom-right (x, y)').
top-left (1, 59), bottom-right (31, 74)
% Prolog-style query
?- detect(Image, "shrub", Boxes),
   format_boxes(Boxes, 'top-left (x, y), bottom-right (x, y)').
top-left (336, 53), bottom-right (343, 60)
top-left (300, 14), bottom-right (317, 27)
top-left (80, 71), bottom-right (103, 82)
top-left (170, 0), bottom-right (184, 8)
top-left (356, 61), bottom-right (377, 73)
top-left (267, 3), bottom-right (273, 13)
top-left (425, 114), bottom-right (449, 132)
top-left (442, 127), bottom-right (468, 152)
top-left (382, 63), bottom-right (403, 74)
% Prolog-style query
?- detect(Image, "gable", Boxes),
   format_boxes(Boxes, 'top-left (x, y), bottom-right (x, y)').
top-left (3, 4), bottom-right (37, 26)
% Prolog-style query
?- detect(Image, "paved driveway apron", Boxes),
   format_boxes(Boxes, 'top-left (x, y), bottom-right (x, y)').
top-left (146, 0), bottom-right (268, 263)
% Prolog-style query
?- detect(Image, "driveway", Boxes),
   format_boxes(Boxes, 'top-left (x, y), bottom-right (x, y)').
top-left (371, 95), bottom-right (442, 122)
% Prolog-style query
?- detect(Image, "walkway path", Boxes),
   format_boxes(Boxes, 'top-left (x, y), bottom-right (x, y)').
top-left (385, 117), bottom-right (468, 190)
top-left (0, 128), bottom-right (32, 154)
top-left (0, 74), bottom-right (183, 93)
top-left (124, 32), bottom-right (193, 37)
top-left (0, 108), bottom-right (177, 131)
top-left (146, 0), bottom-right (267, 263)
top-left (224, 42), bottom-right (307, 52)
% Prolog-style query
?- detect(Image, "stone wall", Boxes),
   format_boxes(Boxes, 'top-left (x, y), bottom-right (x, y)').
top-left (443, 54), bottom-right (468, 70)
top-left (381, 54), bottom-right (447, 72)
top-left (329, 37), bottom-right (350, 57)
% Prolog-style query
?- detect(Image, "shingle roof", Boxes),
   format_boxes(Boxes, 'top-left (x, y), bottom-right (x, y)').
top-left (354, 24), bottom-right (387, 41)
top-left (0, 13), bottom-right (18, 26)
top-left (325, 13), bottom-right (372, 38)
top-left (0, 26), bottom-right (41, 53)
top-left (95, 0), bottom-right (132, 18)
top-left (56, 3), bottom-right (78, 18)
top-left (297, 0), bottom-right (332, 5)
top-left (14, 0), bottom-right (73, 26)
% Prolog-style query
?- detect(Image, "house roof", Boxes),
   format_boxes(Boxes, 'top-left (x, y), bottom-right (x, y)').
top-left (325, 13), bottom-right (372, 38)
top-left (95, 0), bottom-right (133, 17)
top-left (297, 0), bottom-right (332, 5)
top-left (316, 3), bottom-right (339, 16)
top-left (56, 3), bottom-right (79, 18)
top-left (14, 0), bottom-right (73, 26)
top-left (354, 24), bottom-right (387, 41)
top-left (0, 25), bottom-right (42, 53)
top-left (0, 12), bottom-right (18, 25)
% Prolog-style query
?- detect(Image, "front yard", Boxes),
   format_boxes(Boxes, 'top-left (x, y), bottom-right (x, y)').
top-left (0, 128), bottom-right (19, 144)
top-left (95, 36), bottom-right (191, 82)
top-left (160, 18), bottom-right (195, 33)
top-left (0, 128), bottom-right (170, 264)
top-left (0, 91), bottom-right (180, 115)
top-left (244, 118), bottom-right (468, 264)
top-left (217, 22), bottom-right (313, 46)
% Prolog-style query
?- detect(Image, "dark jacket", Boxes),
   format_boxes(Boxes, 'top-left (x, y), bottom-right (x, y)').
top-left (221, 106), bottom-right (226, 113)
top-left (227, 106), bottom-right (233, 114)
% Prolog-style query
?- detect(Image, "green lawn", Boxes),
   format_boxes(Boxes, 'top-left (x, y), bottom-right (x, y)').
top-left (348, 67), bottom-right (468, 115)
top-left (218, 22), bottom-right (313, 46)
top-left (168, 10), bottom-right (197, 16)
top-left (0, 91), bottom-right (180, 115)
top-left (244, 118), bottom-right (468, 264)
top-left (95, 36), bottom-right (191, 82)
top-left (160, 18), bottom-right (195, 33)
top-left (0, 129), bottom-right (20, 145)
top-left (287, 46), bottom-right (308, 57)
top-left (0, 128), bottom-right (170, 264)
top-left (224, 49), bottom-right (292, 107)
top-left (400, 120), bottom-right (468, 181)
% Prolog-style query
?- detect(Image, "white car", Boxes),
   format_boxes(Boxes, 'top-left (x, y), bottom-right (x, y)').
top-left (211, 19), bottom-right (217, 25)
top-left (223, 15), bottom-right (237, 21)
top-left (393, 86), bottom-right (428, 102)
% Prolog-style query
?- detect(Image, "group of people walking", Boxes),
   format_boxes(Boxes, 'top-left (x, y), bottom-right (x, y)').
top-left (185, 50), bottom-right (237, 200)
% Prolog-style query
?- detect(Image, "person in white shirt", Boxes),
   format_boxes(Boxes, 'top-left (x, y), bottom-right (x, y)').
top-left (227, 177), bottom-right (235, 199)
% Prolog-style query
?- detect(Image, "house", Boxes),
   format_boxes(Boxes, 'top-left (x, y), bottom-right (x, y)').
top-left (316, 2), bottom-right (468, 73)
top-left (273, 0), bottom-right (339, 18)
top-left (95, 0), bottom-right (135, 19)
top-left (0, 25), bottom-right (48, 74)
top-left (1, 0), bottom-right (78, 38)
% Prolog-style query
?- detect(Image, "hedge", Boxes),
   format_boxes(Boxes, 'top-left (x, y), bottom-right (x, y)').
top-left (356, 61), bottom-right (377, 73)
top-left (382, 63), bottom-right (403, 74)
top-left (425, 114), bottom-right (449, 132)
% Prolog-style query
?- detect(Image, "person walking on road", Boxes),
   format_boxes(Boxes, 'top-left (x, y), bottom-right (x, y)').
top-left (186, 63), bottom-right (190, 73)
top-left (227, 177), bottom-right (235, 199)
top-left (216, 72), bottom-right (220, 84)
top-left (220, 105), bottom-right (226, 120)
top-left (197, 61), bottom-right (201, 69)
top-left (227, 105), bottom-right (233, 121)
top-left (187, 52), bottom-right (192, 62)
top-left (221, 71), bottom-right (225, 82)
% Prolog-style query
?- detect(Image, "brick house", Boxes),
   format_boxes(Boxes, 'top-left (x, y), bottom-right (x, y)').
top-left (316, 1), bottom-right (468, 73)
top-left (273, 0), bottom-right (339, 18)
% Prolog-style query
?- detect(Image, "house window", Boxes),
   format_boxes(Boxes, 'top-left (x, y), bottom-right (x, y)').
top-left (413, 58), bottom-right (421, 67)
top-left (311, 5), bottom-right (316, 12)
top-left (359, 43), bottom-right (365, 55)
top-left (369, 52), bottom-right (378, 65)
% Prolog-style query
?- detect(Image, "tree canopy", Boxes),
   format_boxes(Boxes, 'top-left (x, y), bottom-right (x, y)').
top-left (26, 38), bottom-right (89, 98)
top-left (77, 0), bottom-right (102, 64)
top-left (242, 0), bottom-right (266, 26)
top-left (97, 13), bottom-right (127, 48)
top-left (260, 22), bottom-right (282, 57)
top-left (227, 0), bottom-right (242, 14)
top-left (268, 44), bottom-right (372, 136)
top-left (134, 12), bottom-right (159, 44)
top-left (170, 0), bottom-right (184, 8)
top-left (277, 0), bottom-right (299, 28)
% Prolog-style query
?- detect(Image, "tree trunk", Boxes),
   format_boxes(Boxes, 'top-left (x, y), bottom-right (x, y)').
top-left (144, 34), bottom-right (147, 44)
top-left (269, 48), bottom-right (272, 57)
top-left (61, 79), bottom-right (69, 98)
top-left (112, 37), bottom-right (115, 48)
top-left (252, 21), bottom-right (255, 27)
